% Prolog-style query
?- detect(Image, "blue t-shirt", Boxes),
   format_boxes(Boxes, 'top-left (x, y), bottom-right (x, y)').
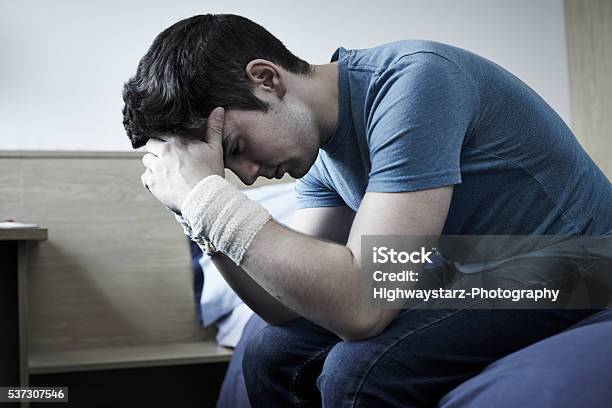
top-left (296, 40), bottom-right (612, 235)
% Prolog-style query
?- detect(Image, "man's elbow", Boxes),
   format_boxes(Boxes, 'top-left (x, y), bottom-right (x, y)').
top-left (337, 310), bottom-right (394, 342)
top-left (261, 309), bottom-right (301, 327)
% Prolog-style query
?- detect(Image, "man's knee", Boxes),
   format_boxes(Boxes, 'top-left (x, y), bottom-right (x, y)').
top-left (318, 341), bottom-right (372, 407)
top-left (318, 339), bottom-right (428, 407)
top-left (244, 321), bottom-right (335, 406)
top-left (242, 324), bottom-right (286, 386)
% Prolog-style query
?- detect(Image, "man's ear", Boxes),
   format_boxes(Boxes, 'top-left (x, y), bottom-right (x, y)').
top-left (245, 59), bottom-right (286, 99)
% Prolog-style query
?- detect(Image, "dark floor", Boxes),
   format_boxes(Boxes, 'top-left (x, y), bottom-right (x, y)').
top-left (30, 362), bottom-right (228, 408)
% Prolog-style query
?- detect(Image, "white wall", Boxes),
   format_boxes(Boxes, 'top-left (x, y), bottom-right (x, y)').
top-left (0, 0), bottom-right (570, 151)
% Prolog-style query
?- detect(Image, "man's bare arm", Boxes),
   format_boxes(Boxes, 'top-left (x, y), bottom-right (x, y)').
top-left (139, 117), bottom-right (451, 339)
top-left (209, 204), bottom-right (355, 325)
top-left (238, 186), bottom-right (453, 341)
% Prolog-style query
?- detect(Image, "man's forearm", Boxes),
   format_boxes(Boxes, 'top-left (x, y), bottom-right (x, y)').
top-left (174, 178), bottom-right (431, 340)
top-left (175, 210), bottom-right (299, 325)
top-left (240, 220), bottom-right (384, 340)
top-left (210, 252), bottom-right (300, 325)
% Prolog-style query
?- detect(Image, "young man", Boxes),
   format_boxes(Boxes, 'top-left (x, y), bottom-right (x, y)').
top-left (122, 14), bottom-right (612, 407)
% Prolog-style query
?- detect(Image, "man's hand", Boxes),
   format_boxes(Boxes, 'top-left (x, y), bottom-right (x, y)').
top-left (141, 107), bottom-right (226, 213)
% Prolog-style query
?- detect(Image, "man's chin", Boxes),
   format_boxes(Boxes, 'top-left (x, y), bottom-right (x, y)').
top-left (291, 155), bottom-right (318, 178)
top-left (290, 167), bottom-right (307, 179)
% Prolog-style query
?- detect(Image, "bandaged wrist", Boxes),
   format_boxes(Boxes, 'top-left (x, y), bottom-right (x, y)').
top-left (180, 175), bottom-right (272, 265)
top-left (174, 213), bottom-right (192, 236)
top-left (174, 213), bottom-right (218, 256)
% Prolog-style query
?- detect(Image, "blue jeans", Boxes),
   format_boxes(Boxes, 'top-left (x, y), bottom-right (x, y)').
top-left (243, 251), bottom-right (608, 407)
top-left (242, 308), bottom-right (597, 407)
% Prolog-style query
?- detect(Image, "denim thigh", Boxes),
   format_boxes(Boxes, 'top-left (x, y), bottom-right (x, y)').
top-left (243, 307), bottom-right (595, 407)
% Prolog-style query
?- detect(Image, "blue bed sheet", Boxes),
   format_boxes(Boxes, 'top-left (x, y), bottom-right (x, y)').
top-left (439, 309), bottom-right (612, 407)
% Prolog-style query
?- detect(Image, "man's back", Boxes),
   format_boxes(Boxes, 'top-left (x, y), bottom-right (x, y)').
top-left (296, 40), bottom-right (612, 235)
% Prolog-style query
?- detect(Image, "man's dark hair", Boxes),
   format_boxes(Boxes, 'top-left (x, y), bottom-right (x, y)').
top-left (122, 14), bottom-right (313, 148)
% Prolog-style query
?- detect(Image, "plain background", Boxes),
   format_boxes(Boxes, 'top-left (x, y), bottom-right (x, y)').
top-left (0, 0), bottom-right (571, 151)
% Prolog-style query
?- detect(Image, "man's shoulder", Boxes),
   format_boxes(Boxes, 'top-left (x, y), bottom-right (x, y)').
top-left (347, 40), bottom-right (470, 73)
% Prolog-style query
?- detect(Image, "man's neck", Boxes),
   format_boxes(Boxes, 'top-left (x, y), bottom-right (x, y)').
top-left (292, 62), bottom-right (339, 147)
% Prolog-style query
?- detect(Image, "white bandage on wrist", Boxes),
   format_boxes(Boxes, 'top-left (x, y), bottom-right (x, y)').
top-left (179, 175), bottom-right (272, 265)
top-left (173, 212), bottom-right (220, 255)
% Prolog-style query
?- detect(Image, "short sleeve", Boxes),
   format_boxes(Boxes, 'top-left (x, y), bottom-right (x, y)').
top-left (365, 52), bottom-right (479, 193)
top-left (295, 156), bottom-right (345, 209)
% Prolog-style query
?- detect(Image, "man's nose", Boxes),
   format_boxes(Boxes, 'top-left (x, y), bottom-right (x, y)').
top-left (246, 161), bottom-right (260, 175)
top-left (244, 161), bottom-right (260, 184)
top-left (247, 161), bottom-right (261, 177)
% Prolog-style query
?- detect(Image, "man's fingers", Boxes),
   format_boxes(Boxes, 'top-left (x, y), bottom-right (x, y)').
top-left (142, 153), bottom-right (157, 171)
top-left (205, 107), bottom-right (225, 148)
top-left (145, 137), bottom-right (166, 156)
top-left (141, 170), bottom-right (150, 191)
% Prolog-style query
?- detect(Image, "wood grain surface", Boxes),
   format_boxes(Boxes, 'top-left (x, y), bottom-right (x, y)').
top-left (565, 0), bottom-right (612, 177)
top-left (0, 151), bottom-right (293, 356)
